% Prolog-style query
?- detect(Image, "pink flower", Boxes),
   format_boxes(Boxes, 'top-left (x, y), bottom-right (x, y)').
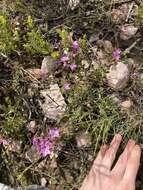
top-left (32, 137), bottom-right (53, 157)
top-left (49, 128), bottom-right (60, 139)
top-left (63, 83), bottom-right (70, 90)
top-left (113, 48), bottom-right (121, 61)
top-left (39, 139), bottom-right (53, 157)
top-left (72, 41), bottom-right (79, 49)
top-left (0, 138), bottom-right (8, 146)
top-left (70, 64), bottom-right (77, 71)
top-left (72, 52), bottom-right (77, 58)
top-left (61, 55), bottom-right (69, 67)
top-left (32, 137), bottom-right (39, 145)
top-left (61, 55), bottom-right (69, 62)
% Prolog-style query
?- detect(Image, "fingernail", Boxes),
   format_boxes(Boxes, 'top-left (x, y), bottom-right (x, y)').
top-left (115, 134), bottom-right (122, 141)
top-left (128, 139), bottom-right (135, 144)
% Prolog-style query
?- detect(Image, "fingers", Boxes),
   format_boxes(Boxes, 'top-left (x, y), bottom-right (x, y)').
top-left (94, 144), bottom-right (108, 165)
top-left (92, 144), bottom-right (108, 172)
top-left (123, 145), bottom-right (141, 182)
top-left (102, 134), bottom-right (122, 170)
top-left (111, 139), bottom-right (136, 179)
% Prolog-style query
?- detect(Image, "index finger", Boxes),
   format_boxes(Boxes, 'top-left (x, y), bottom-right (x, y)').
top-left (123, 145), bottom-right (141, 182)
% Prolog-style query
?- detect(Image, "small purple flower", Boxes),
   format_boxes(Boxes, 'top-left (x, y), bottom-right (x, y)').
top-left (113, 48), bottom-right (121, 61)
top-left (64, 83), bottom-right (70, 91)
top-left (49, 128), bottom-right (60, 139)
top-left (70, 64), bottom-right (77, 71)
top-left (61, 55), bottom-right (69, 62)
top-left (72, 52), bottom-right (77, 58)
top-left (72, 41), bottom-right (79, 49)
top-left (2, 139), bottom-right (8, 145)
top-left (39, 139), bottom-right (53, 157)
top-left (32, 137), bottom-right (39, 145)
top-left (0, 139), bottom-right (8, 146)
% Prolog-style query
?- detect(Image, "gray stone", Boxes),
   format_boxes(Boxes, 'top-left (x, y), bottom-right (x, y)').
top-left (103, 40), bottom-right (113, 53)
top-left (41, 178), bottom-right (47, 187)
top-left (41, 56), bottom-right (57, 79)
top-left (120, 99), bottom-right (133, 109)
top-left (69, 0), bottom-right (80, 10)
top-left (107, 62), bottom-right (130, 90)
top-left (120, 25), bottom-right (138, 40)
top-left (0, 183), bottom-right (14, 190)
top-left (39, 84), bottom-right (66, 120)
top-left (76, 132), bottom-right (91, 148)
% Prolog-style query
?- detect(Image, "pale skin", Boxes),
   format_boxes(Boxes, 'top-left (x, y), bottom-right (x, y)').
top-left (80, 134), bottom-right (141, 190)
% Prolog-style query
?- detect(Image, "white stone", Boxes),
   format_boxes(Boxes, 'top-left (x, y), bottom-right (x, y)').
top-left (120, 99), bottom-right (133, 109)
top-left (39, 84), bottom-right (66, 120)
top-left (107, 62), bottom-right (130, 90)
top-left (76, 132), bottom-right (91, 148)
top-left (81, 60), bottom-right (90, 69)
top-left (0, 183), bottom-right (14, 190)
top-left (41, 177), bottom-right (47, 187)
top-left (120, 25), bottom-right (138, 40)
top-left (69, 0), bottom-right (80, 10)
top-left (103, 40), bottom-right (113, 53)
top-left (41, 56), bottom-right (57, 79)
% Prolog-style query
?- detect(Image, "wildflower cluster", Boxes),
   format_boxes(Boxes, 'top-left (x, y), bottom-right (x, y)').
top-left (60, 40), bottom-right (79, 90)
top-left (32, 128), bottom-right (60, 157)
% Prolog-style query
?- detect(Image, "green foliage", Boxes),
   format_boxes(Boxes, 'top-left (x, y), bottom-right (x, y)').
top-left (78, 34), bottom-right (87, 49)
top-left (67, 67), bottom-right (140, 152)
top-left (138, 3), bottom-right (143, 21)
top-left (56, 28), bottom-right (71, 48)
top-left (24, 16), bottom-right (51, 55)
top-left (0, 96), bottom-right (26, 139)
top-left (0, 15), bottom-right (19, 55)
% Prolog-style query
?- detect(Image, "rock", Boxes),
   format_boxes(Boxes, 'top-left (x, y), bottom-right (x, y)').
top-left (120, 25), bottom-right (138, 40)
top-left (0, 183), bottom-right (14, 190)
top-left (76, 132), bottom-right (91, 148)
top-left (111, 9), bottom-right (124, 23)
top-left (69, 0), bottom-right (80, 10)
top-left (103, 40), bottom-right (114, 53)
top-left (107, 62), bottom-right (130, 90)
top-left (91, 60), bottom-right (99, 70)
top-left (41, 56), bottom-right (57, 80)
top-left (120, 99), bottom-right (133, 109)
top-left (88, 154), bottom-right (93, 161)
top-left (27, 69), bottom-right (41, 80)
top-left (81, 60), bottom-right (90, 69)
top-left (39, 84), bottom-right (66, 120)
top-left (26, 120), bottom-right (36, 133)
top-left (41, 178), bottom-right (47, 187)
top-left (25, 145), bottom-right (40, 162)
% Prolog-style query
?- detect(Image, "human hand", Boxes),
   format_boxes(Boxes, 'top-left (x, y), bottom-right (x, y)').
top-left (80, 134), bottom-right (141, 190)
